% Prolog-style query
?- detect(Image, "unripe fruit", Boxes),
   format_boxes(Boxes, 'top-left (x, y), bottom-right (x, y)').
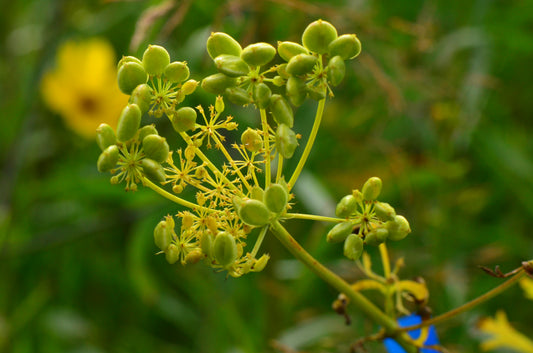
top-left (307, 84), bottom-right (326, 101)
top-left (138, 124), bottom-right (158, 142)
top-left (117, 55), bottom-right (142, 69)
top-left (336, 194), bottom-right (357, 218)
top-left (253, 83), bottom-right (271, 109)
top-left (164, 61), bottom-right (189, 82)
top-left (327, 55), bottom-right (345, 86)
top-left (276, 123), bottom-right (298, 159)
top-left (130, 83), bottom-right (152, 114)
top-left (241, 128), bottom-right (262, 152)
top-left (344, 234), bottom-right (364, 261)
top-left (276, 64), bottom-right (290, 79)
top-left (185, 250), bottom-right (204, 264)
top-left (200, 232), bottom-right (214, 259)
top-left (207, 32), bottom-right (242, 59)
top-left (241, 42), bottom-right (276, 67)
top-left (224, 87), bottom-right (252, 105)
top-left (251, 186), bottom-right (264, 201)
top-left (328, 34), bottom-right (362, 60)
top-left (171, 107), bottom-right (197, 132)
top-left (286, 54), bottom-right (317, 76)
top-left (116, 104), bottom-right (141, 142)
top-left (201, 73), bottom-right (237, 95)
top-left (286, 76), bottom-right (307, 107)
top-left (264, 183), bottom-right (288, 213)
top-left (362, 176), bottom-right (382, 201)
top-left (277, 41), bottom-right (309, 62)
top-left (239, 199), bottom-right (271, 227)
top-left (143, 134), bottom-right (169, 163)
top-left (251, 254), bottom-right (270, 272)
top-left (117, 62), bottom-right (148, 95)
top-left (214, 232), bottom-right (238, 267)
top-left (214, 54), bottom-right (250, 77)
top-left (326, 221), bottom-right (354, 243)
top-left (154, 219), bottom-right (173, 251)
top-left (270, 94), bottom-right (294, 128)
top-left (165, 244), bottom-right (179, 264)
top-left (142, 45), bottom-right (170, 76)
top-left (387, 215), bottom-right (411, 241)
top-left (374, 202), bottom-right (396, 222)
top-left (141, 158), bottom-right (166, 183)
top-left (96, 123), bottom-right (116, 151)
top-left (302, 19), bottom-right (338, 54)
top-left (272, 76), bottom-right (285, 87)
top-left (97, 145), bottom-right (119, 172)
top-left (181, 79), bottom-right (198, 95)
top-left (364, 228), bottom-right (388, 246)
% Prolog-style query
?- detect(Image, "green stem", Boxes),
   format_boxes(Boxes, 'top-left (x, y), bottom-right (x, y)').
top-left (260, 108), bottom-right (271, 188)
top-left (269, 220), bottom-right (417, 353)
top-left (399, 268), bottom-right (527, 332)
top-left (284, 213), bottom-right (345, 223)
top-left (251, 226), bottom-right (268, 258)
top-left (276, 153), bottom-right (284, 183)
top-left (288, 98), bottom-right (325, 190)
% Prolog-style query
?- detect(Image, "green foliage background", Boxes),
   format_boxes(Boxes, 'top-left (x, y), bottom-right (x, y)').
top-left (1, 0), bottom-right (533, 352)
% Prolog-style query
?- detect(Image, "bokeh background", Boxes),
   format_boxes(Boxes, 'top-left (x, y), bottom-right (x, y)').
top-left (2, 0), bottom-right (533, 352)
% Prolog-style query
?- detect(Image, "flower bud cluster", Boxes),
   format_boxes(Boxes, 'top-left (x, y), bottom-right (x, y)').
top-left (327, 177), bottom-right (411, 261)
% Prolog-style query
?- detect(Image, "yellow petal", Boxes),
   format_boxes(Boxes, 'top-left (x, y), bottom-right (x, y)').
top-left (396, 280), bottom-right (429, 303)
top-left (351, 279), bottom-right (386, 293)
top-left (478, 310), bottom-right (533, 352)
top-left (519, 277), bottom-right (533, 301)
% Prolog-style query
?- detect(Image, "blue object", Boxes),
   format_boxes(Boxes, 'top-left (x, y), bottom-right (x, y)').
top-left (383, 314), bottom-right (440, 353)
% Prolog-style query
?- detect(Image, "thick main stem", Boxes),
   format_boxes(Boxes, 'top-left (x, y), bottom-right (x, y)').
top-left (269, 220), bottom-right (417, 353)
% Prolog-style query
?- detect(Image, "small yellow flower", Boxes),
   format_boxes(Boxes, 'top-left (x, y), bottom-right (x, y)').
top-left (41, 39), bottom-right (129, 138)
top-left (478, 310), bottom-right (533, 352)
top-left (519, 277), bottom-right (533, 300)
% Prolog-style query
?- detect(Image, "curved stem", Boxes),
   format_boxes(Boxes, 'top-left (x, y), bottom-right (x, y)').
top-left (276, 153), bottom-right (284, 183)
top-left (251, 226), bottom-right (269, 258)
top-left (284, 213), bottom-right (345, 223)
top-left (288, 98), bottom-right (325, 190)
top-left (399, 268), bottom-right (527, 332)
top-left (269, 220), bottom-right (417, 353)
top-left (260, 108), bottom-right (271, 188)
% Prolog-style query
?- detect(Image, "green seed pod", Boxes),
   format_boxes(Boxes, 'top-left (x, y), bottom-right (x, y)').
top-left (302, 19), bottom-right (338, 54)
top-left (306, 84), bottom-right (326, 101)
top-left (116, 104), bottom-right (141, 142)
top-left (264, 183), bottom-right (288, 214)
top-left (387, 215), bottom-right (411, 241)
top-left (286, 76), bottom-right (307, 107)
top-left (326, 221), bottom-right (354, 243)
top-left (164, 61), bottom-right (190, 82)
top-left (117, 55), bottom-right (142, 70)
top-left (344, 234), bottom-right (364, 261)
top-left (374, 202), bottom-right (396, 222)
top-left (207, 32), bottom-right (242, 59)
top-left (181, 79), bottom-right (198, 95)
top-left (239, 199), bottom-right (271, 227)
top-left (165, 244), bottom-right (179, 264)
top-left (97, 145), bottom-right (119, 172)
top-left (253, 83), bottom-right (271, 109)
top-left (327, 55), bottom-right (345, 86)
top-left (171, 107), bottom-right (197, 132)
top-left (241, 128), bottom-right (262, 152)
top-left (215, 95), bottom-right (225, 113)
top-left (141, 158), bottom-right (166, 183)
top-left (364, 228), bottom-right (389, 246)
top-left (130, 83), bottom-right (153, 114)
top-left (241, 42), bottom-right (276, 67)
top-left (275, 123), bottom-right (298, 159)
top-left (214, 232), bottom-right (238, 267)
top-left (251, 254), bottom-right (270, 272)
top-left (96, 123), bottom-right (116, 151)
top-left (138, 124), bottom-right (158, 142)
top-left (362, 176), bottom-right (382, 201)
top-left (200, 232), bottom-right (215, 259)
top-left (224, 87), bottom-right (252, 106)
top-left (142, 45), bottom-right (170, 76)
top-left (185, 250), bottom-right (204, 264)
top-left (286, 54), bottom-right (318, 76)
top-left (214, 54), bottom-right (250, 77)
top-left (277, 64), bottom-right (290, 79)
top-left (328, 34), bottom-right (362, 60)
top-left (232, 196), bottom-right (243, 216)
top-left (335, 194), bottom-right (357, 218)
top-left (277, 41), bottom-right (309, 62)
top-left (251, 186), bottom-right (264, 201)
top-left (353, 189), bottom-right (363, 203)
top-left (201, 73), bottom-right (237, 95)
top-left (117, 62), bottom-right (148, 95)
top-left (143, 134), bottom-right (169, 163)
top-left (270, 94), bottom-right (294, 128)
top-left (272, 76), bottom-right (285, 87)
top-left (153, 219), bottom-right (173, 251)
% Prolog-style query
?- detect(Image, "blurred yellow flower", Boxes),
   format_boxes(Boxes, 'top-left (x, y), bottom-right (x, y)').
top-left (41, 39), bottom-right (129, 138)
top-left (519, 277), bottom-right (533, 300)
top-left (478, 310), bottom-right (533, 352)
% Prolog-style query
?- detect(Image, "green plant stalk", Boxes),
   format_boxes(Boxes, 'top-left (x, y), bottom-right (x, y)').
top-left (288, 98), bottom-right (325, 190)
top-left (260, 108), bottom-right (271, 188)
top-left (285, 212), bottom-right (345, 223)
top-left (211, 133), bottom-right (253, 192)
top-left (399, 267), bottom-right (527, 332)
top-left (269, 220), bottom-right (417, 353)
